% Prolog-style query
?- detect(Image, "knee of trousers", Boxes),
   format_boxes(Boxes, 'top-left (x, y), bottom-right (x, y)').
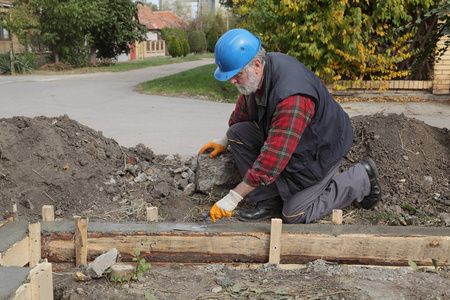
top-left (226, 122), bottom-right (251, 140)
top-left (282, 211), bottom-right (307, 224)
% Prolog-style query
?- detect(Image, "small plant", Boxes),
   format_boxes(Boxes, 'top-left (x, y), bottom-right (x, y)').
top-left (132, 249), bottom-right (151, 280)
top-left (408, 258), bottom-right (419, 271)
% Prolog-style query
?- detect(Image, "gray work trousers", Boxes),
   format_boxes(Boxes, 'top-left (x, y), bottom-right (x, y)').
top-left (227, 121), bottom-right (371, 224)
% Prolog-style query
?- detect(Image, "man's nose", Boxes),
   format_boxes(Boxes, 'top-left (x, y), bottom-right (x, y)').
top-left (230, 77), bottom-right (237, 84)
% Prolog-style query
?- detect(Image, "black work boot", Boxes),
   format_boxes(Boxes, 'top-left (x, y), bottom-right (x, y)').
top-left (360, 159), bottom-right (382, 209)
top-left (238, 196), bottom-right (283, 222)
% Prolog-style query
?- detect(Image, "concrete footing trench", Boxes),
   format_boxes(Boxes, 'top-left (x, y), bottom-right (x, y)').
top-left (1, 217), bottom-right (449, 299)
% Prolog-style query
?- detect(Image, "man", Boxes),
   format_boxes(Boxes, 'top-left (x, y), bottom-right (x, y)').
top-left (200, 29), bottom-right (382, 223)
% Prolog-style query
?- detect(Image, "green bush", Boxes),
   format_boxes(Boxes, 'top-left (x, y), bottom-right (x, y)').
top-left (181, 39), bottom-right (190, 57)
top-left (168, 36), bottom-right (181, 57)
top-left (188, 31), bottom-right (207, 53)
top-left (0, 51), bottom-right (38, 74)
top-left (161, 27), bottom-right (187, 42)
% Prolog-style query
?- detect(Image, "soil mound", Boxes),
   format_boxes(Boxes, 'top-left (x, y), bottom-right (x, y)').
top-left (0, 113), bottom-right (448, 226)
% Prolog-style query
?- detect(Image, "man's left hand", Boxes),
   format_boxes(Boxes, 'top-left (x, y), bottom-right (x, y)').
top-left (209, 190), bottom-right (243, 222)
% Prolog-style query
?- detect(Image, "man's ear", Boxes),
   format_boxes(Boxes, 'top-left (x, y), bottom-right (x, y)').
top-left (253, 59), bottom-right (263, 75)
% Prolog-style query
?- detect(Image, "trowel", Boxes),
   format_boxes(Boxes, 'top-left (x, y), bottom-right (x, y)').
top-left (173, 212), bottom-right (212, 232)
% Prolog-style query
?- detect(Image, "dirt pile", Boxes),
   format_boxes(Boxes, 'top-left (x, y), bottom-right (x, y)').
top-left (2, 113), bottom-right (449, 300)
top-left (0, 113), bottom-right (449, 226)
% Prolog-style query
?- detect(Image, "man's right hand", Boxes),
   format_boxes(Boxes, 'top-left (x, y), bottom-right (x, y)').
top-left (200, 136), bottom-right (228, 158)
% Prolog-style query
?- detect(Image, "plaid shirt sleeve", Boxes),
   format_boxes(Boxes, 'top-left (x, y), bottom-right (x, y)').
top-left (243, 95), bottom-right (315, 186)
top-left (229, 94), bottom-right (248, 126)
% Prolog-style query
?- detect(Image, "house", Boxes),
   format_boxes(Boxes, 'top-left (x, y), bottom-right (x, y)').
top-left (122, 5), bottom-right (188, 61)
top-left (0, 0), bottom-right (25, 54)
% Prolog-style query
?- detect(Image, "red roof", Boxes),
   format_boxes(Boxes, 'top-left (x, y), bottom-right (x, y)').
top-left (0, 0), bottom-right (12, 6)
top-left (138, 5), bottom-right (187, 30)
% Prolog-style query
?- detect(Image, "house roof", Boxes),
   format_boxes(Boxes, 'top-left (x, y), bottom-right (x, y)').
top-left (138, 5), bottom-right (187, 30)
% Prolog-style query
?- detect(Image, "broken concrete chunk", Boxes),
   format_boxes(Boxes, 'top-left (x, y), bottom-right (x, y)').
top-left (85, 248), bottom-right (118, 278)
top-left (195, 152), bottom-right (241, 194)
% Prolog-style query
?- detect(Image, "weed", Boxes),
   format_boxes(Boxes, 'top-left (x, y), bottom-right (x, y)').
top-left (132, 249), bottom-right (151, 280)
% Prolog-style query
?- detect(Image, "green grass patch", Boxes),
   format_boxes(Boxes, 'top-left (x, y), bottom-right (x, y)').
top-left (35, 53), bottom-right (214, 75)
top-left (136, 63), bottom-right (240, 103)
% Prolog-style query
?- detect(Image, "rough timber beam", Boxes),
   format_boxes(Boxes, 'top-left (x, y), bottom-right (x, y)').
top-left (41, 222), bottom-right (450, 269)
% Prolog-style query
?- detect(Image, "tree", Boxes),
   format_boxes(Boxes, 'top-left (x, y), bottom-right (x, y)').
top-left (168, 35), bottom-right (181, 57)
top-left (87, 0), bottom-right (148, 62)
top-left (188, 31), bottom-right (206, 53)
top-left (11, 0), bottom-right (147, 65)
top-left (235, 0), bottom-right (436, 83)
top-left (181, 38), bottom-right (190, 56)
top-left (26, 0), bottom-right (97, 63)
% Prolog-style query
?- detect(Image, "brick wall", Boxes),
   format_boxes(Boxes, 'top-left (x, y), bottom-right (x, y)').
top-left (433, 37), bottom-right (450, 95)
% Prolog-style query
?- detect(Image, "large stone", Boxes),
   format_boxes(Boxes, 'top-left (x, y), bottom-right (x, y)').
top-left (85, 248), bottom-right (118, 278)
top-left (195, 151), bottom-right (241, 194)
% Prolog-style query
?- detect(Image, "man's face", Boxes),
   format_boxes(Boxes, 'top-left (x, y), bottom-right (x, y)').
top-left (230, 65), bottom-right (260, 96)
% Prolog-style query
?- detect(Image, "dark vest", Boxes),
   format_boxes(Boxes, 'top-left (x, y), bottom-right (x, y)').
top-left (250, 53), bottom-right (353, 200)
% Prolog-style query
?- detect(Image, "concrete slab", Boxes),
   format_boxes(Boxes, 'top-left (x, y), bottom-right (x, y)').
top-left (41, 221), bottom-right (450, 237)
top-left (0, 221), bottom-right (28, 255)
top-left (0, 266), bottom-right (31, 300)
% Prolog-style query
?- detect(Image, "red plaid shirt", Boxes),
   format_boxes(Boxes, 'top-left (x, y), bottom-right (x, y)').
top-left (229, 88), bottom-right (315, 187)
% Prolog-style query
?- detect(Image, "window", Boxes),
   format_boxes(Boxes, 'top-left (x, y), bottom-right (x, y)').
top-left (0, 25), bottom-right (11, 41)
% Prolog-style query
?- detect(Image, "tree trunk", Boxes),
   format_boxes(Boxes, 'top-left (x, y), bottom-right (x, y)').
top-left (10, 41), bottom-right (15, 76)
top-left (89, 46), bottom-right (97, 65)
top-left (53, 46), bottom-right (59, 63)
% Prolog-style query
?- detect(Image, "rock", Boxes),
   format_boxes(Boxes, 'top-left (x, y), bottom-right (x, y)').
top-left (439, 213), bottom-right (450, 227)
top-left (85, 248), bottom-right (118, 278)
top-left (423, 176), bottom-right (433, 186)
top-left (20, 199), bottom-right (34, 210)
top-left (183, 183), bottom-right (196, 195)
top-left (211, 286), bottom-right (222, 293)
top-left (195, 152), bottom-right (241, 194)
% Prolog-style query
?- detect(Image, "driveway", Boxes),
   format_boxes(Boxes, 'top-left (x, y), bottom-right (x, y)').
top-left (1, 58), bottom-right (448, 156)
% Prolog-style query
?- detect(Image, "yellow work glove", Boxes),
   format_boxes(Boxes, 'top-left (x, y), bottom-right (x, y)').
top-left (209, 190), bottom-right (243, 222)
top-left (200, 136), bottom-right (228, 158)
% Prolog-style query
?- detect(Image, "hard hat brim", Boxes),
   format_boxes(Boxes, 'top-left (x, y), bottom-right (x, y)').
top-left (214, 66), bottom-right (241, 82)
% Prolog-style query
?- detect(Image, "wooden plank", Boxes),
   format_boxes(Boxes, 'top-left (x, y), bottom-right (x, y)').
top-left (74, 216), bottom-right (88, 267)
top-left (12, 201), bottom-right (18, 221)
top-left (42, 205), bottom-right (55, 222)
top-left (29, 223), bottom-right (41, 267)
top-left (28, 260), bottom-right (53, 300)
top-left (146, 206), bottom-right (158, 222)
top-left (0, 217), bottom-right (14, 229)
top-left (13, 283), bottom-right (30, 300)
top-left (268, 218), bottom-right (282, 264)
top-left (41, 230), bottom-right (450, 267)
top-left (332, 209), bottom-right (343, 225)
top-left (0, 237), bottom-right (29, 267)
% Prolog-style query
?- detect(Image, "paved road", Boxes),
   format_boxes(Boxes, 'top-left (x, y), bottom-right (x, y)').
top-left (1, 59), bottom-right (449, 156)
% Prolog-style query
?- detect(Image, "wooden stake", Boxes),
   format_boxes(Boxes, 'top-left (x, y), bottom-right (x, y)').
top-left (268, 218), bottom-right (283, 264)
top-left (42, 205), bottom-right (55, 222)
top-left (12, 201), bottom-right (18, 221)
top-left (332, 209), bottom-right (343, 225)
top-left (74, 216), bottom-right (88, 267)
top-left (29, 222), bottom-right (41, 267)
top-left (146, 206), bottom-right (158, 222)
top-left (29, 259), bottom-right (54, 300)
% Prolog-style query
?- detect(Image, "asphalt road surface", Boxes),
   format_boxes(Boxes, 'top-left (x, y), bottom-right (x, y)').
top-left (1, 58), bottom-right (449, 156)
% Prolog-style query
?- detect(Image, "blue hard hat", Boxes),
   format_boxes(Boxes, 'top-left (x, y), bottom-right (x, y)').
top-left (214, 29), bottom-right (261, 81)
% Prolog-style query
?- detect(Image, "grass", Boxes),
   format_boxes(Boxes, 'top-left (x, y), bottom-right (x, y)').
top-left (136, 63), bottom-right (240, 103)
top-left (34, 53), bottom-right (214, 75)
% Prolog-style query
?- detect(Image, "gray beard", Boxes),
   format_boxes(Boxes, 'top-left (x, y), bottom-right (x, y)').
top-left (234, 72), bottom-right (260, 95)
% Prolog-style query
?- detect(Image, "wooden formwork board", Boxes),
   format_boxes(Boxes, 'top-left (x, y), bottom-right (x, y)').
top-left (0, 221), bottom-right (29, 267)
top-left (0, 221), bottom-right (41, 268)
top-left (0, 261), bottom-right (53, 300)
top-left (41, 221), bottom-right (450, 269)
